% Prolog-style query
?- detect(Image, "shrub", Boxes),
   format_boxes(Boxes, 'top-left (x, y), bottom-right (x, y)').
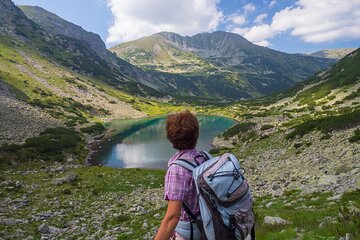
top-left (260, 124), bottom-right (274, 131)
top-left (337, 206), bottom-right (360, 237)
top-left (320, 133), bottom-right (332, 140)
top-left (294, 142), bottom-right (303, 149)
top-left (209, 148), bottom-right (220, 155)
top-left (1, 143), bottom-right (21, 152)
top-left (222, 122), bottom-right (256, 138)
top-left (286, 109), bottom-right (360, 139)
top-left (63, 189), bottom-right (71, 195)
top-left (25, 127), bottom-right (82, 153)
top-left (349, 128), bottom-right (360, 143)
top-left (80, 123), bottom-right (105, 134)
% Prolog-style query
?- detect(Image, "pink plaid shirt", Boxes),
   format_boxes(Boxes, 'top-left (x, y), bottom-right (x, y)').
top-left (164, 149), bottom-right (207, 221)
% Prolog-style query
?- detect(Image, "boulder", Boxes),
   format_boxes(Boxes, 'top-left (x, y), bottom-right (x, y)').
top-left (300, 186), bottom-right (318, 196)
top-left (264, 216), bottom-right (291, 225)
top-left (52, 172), bottom-right (78, 185)
top-left (318, 175), bottom-right (338, 186)
top-left (38, 223), bottom-right (49, 234)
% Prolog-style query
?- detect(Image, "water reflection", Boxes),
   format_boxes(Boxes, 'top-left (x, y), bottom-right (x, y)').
top-left (96, 116), bottom-right (235, 169)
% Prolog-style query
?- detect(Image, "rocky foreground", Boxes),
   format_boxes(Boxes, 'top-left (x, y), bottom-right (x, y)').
top-left (212, 122), bottom-right (360, 197)
top-left (0, 158), bottom-right (359, 239)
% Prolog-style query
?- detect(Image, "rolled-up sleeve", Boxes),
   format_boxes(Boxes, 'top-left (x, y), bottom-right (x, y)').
top-left (164, 165), bottom-right (191, 201)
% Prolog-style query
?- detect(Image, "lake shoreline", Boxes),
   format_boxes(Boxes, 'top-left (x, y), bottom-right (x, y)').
top-left (86, 115), bottom-right (236, 169)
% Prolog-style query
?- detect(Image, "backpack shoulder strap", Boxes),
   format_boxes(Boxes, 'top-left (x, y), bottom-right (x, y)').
top-left (171, 150), bottom-right (211, 171)
top-left (200, 151), bottom-right (212, 160)
top-left (171, 158), bottom-right (197, 172)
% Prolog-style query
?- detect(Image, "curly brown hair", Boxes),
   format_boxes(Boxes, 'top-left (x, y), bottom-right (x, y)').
top-left (166, 110), bottom-right (199, 150)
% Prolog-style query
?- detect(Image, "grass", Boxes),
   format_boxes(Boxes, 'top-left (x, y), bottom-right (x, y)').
top-left (349, 128), bottom-right (360, 143)
top-left (255, 190), bottom-right (360, 240)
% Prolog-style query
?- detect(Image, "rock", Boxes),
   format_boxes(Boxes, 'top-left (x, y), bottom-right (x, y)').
top-left (38, 223), bottom-right (49, 234)
top-left (339, 233), bottom-right (353, 240)
top-left (153, 213), bottom-right (160, 218)
top-left (272, 183), bottom-right (281, 190)
top-left (52, 172), bottom-right (78, 185)
top-left (272, 189), bottom-right (284, 197)
top-left (265, 202), bottom-right (273, 208)
top-left (345, 233), bottom-right (353, 240)
top-left (327, 194), bottom-right (342, 201)
top-left (355, 179), bottom-right (360, 190)
top-left (318, 175), bottom-right (338, 186)
top-left (2, 218), bottom-right (16, 225)
top-left (300, 186), bottom-right (318, 196)
top-left (54, 165), bottom-right (66, 173)
top-left (49, 226), bottom-right (61, 235)
top-left (264, 216), bottom-right (291, 225)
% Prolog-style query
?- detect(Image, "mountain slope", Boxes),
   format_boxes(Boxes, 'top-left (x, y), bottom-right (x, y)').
top-left (310, 48), bottom-right (357, 59)
top-left (111, 33), bottom-right (218, 74)
top-left (19, 5), bottom-right (108, 60)
top-left (17, 6), bottom-right (252, 100)
top-left (0, 0), bottom-right (154, 144)
top-left (112, 31), bottom-right (336, 96)
top-left (261, 48), bottom-right (360, 112)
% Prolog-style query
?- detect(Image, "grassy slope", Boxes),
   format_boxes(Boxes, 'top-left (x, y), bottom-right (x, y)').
top-left (111, 35), bottom-right (217, 74)
top-left (0, 34), bottom-right (148, 124)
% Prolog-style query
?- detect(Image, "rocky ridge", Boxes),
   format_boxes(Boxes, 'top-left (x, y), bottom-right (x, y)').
top-left (112, 31), bottom-right (336, 98)
top-left (309, 48), bottom-right (357, 59)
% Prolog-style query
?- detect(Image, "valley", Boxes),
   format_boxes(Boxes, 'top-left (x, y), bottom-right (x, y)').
top-left (0, 0), bottom-right (359, 239)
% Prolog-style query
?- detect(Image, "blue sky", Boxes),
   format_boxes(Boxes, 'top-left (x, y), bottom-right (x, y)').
top-left (13, 0), bottom-right (360, 53)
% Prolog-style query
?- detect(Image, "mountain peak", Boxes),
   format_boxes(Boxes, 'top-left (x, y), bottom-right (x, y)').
top-left (19, 5), bottom-right (108, 58)
top-left (0, 0), bottom-right (39, 34)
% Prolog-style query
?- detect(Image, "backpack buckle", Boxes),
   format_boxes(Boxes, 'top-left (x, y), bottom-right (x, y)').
top-left (208, 174), bottom-right (214, 182)
top-left (233, 169), bottom-right (241, 179)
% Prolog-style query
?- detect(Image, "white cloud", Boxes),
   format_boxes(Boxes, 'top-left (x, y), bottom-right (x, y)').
top-left (254, 40), bottom-right (271, 47)
top-left (243, 24), bottom-right (274, 42)
top-left (106, 0), bottom-right (223, 44)
top-left (271, 0), bottom-right (360, 43)
top-left (229, 14), bottom-right (246, 25)
top-left (231, 0), bottom-right (360, 47)
top-left (243, 3), bottom-right (256, 13)
top-left (231, 27), bottom-right (250, 35)
top-left (254, 13), bottom-right (268, 24)
top-left (269, 0), bottom-right (277, 8)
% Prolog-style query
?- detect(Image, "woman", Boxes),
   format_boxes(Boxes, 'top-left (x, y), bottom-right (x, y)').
top-left (155, 110), bottom-right (207, 240)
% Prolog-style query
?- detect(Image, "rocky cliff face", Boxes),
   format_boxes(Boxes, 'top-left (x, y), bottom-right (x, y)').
top-left (19, 6), bottom-right (107, 59)
top-left (0, 0), bottom-right (40, 36)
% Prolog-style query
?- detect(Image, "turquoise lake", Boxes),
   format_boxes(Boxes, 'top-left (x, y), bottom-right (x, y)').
top-left (94, 115), bottom-right (235, 169)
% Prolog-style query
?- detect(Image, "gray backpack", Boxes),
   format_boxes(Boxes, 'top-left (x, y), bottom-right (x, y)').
top-left (173, 152), bottom-right (255, 240)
